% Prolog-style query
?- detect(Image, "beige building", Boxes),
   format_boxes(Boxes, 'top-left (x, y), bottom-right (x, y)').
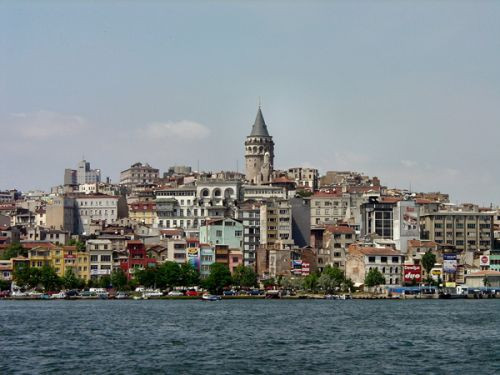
top-left (420, 209), bottom-right (494, 253)
top-left (120, 162), bottom-right (159, 188)
top-left (346, 244), bottom-right (404, 286)
top-left (311, 192), bottom-right (350, 226)
top-left (260, 199), bottom-right (293, 247)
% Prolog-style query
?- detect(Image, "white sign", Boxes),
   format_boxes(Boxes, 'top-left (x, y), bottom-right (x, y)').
top-left (90, 269), bottom-right (111, 275)
top-left (479, 255), bottom-right (490, 267)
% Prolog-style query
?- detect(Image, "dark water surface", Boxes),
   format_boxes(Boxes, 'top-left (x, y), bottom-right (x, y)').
top-left (0, 299), bottom-right (499, 374)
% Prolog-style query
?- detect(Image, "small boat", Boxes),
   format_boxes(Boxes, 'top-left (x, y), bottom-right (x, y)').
top-left (132, 295), bottom-right (142, 300)
top-left (202, 293), bottom-right (221, 301)
top-left (50, 292), bottom-right (66, 299)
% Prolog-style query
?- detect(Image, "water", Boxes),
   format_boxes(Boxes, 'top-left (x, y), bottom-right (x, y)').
top-left (0, 299), bottom-right (499, 374)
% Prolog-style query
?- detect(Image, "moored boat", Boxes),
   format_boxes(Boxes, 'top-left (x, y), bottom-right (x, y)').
top-left (202, 293), bottom-right (221, 301)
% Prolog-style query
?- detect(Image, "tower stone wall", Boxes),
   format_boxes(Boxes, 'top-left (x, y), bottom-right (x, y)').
top-left (245, 108), bottom-right (274, 184)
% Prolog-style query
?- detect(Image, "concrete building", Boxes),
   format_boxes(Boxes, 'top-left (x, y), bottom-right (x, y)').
top-left (346, 244), bottom-right (404, 286)
top-left (290, 197), bottom-right (311, 247)
top-left (287, 167), bottom-right (319, 190)
top-left (464, 270), bottom-right (500, 287)
top-left (87, 239), bottom-right (114, 281)
top-left (237, 201), bottom-right (261, 267)
top-left (420, 209), bottom-right (494, 254)
top-left (242, 185), bottom-right (286, 200)
top-left (260, 199), bottom-right (293, 247)
top-left (65, 160), bottom-right (101, 185)
top-left (199, 218), bottom-right (243, 249)
top-left (45, 196), bottom-right (76, 233)
top-left (129, 201), bottom-right (157, 226)
top-left (323, 225), bottom-right (356, 269)
top-left (245, 107), bottom-right (274, 184)
top-left (75, 194), bottom-right (127, 235)
top-left (311, 192), bottom-right (351, 226)
top-left (120, 162), bottom-right (159, 188)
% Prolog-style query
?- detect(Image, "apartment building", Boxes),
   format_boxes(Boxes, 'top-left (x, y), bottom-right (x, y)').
top-left (120, 162), bottom-right (159, 188)
top-left (311, 192), bottom-right (350, 226)
top-left (260, 199), bottom-right (293, 247)
top-left (420, 209), bottom-right (494, 253)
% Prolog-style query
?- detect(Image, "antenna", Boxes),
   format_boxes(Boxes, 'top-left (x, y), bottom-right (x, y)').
top-left (258, 96), bottom-right (262, 108)
top-left (236, 159), bottom-right (239, 173)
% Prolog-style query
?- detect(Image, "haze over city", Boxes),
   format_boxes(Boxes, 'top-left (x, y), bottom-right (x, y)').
top-left (1, 1), bottom-right (499, 205)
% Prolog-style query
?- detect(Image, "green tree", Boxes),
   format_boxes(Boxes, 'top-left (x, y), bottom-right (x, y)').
top-left (156, 262), bottom-right (181, 289)
top-left (111, 268), bottom-right (128, 290)
top-left (98, 275), bottom-right (112, 289)
top-left (1, 243), bottom-right (26, 260)
top-left (68, 239), bottom-right (86, 252)
top-left (203, 263), bottom-right (232, 295)
top-left (318, 265), bottom-right (345, 293)
top-left (303, 274), bottom-right (319, 291)
top-left (0, 279), bottom-right (11, 291)
top-left (179, 262), bottom-right (200, 287)
top-left (135, 267), bottom-right (158, 288)
top-left (40, 265), bottom-right (62, 291)
top-left (364, 268), bottom-right (385, 288)
top-left (262, 277), bottom-right (275, 289)
top-left (62, 268), bottom-right (83, 290)
top-left (341, 277), bottom-right (354, 292)
top-left (421, 251), bottom-right (437, 284)
top-left (14, 266), bottom-right (41, 289)
top-left (232, 265), bottom-right (257, 288)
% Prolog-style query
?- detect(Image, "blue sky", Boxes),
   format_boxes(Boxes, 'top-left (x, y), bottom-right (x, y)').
top-left (0, 1), bottom-right (499, 205)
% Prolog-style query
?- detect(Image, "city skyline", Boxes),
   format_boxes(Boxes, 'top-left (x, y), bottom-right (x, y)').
top-left (1, 1), bottom-right (499, 205)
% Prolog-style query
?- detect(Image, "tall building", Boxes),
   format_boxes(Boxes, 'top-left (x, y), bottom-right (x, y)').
top-left (120, 162), bottom-right (159, 188)
top-left (245, 107), bottom-right (274, 184)
top-left (64, 160), bottom-right (101, 185)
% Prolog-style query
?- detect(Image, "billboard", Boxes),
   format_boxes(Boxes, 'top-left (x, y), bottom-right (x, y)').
top-left (403, 265), bottom-right (422, 284)
top-left (187, 248), bottom-right (200, 270)
top-left (443, 254), bottom-right (457, 274)
top-left (301, 262), bottom-right (310, 276)
top-left (479, 255), bottom-right (490, 267)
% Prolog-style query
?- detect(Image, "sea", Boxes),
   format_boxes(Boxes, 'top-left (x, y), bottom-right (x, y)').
top-left (0, 299), bottom-right (499, 374)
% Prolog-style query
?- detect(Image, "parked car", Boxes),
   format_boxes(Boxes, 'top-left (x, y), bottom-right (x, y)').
top-left (223, 290), bottom-right (236, 296)
top-left (249, 289), bottom-right (264, 296)
top-left (168, 290), bottom-right (184, 296)
top-left (185, 289), bottom-right (198, 297)
top-left (0, 290), bottom-right (11, 298)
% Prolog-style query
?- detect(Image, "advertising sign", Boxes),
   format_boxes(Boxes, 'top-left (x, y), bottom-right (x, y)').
top-left (431, 268), bottom-right (442, 281)
top-left (443, 254), bottom-right (457, 274)
top-left (403, 265), bottom-right (421, 284)
top-left (401, 205), bottom-right (419, 236)
top-left (187, 248), bottom-right (200, 270)
top-left (90, 269), bottom-right (111, 276)
top-left (479, 255), bottom-right (490, 267)
top-left (301, 262), bottom-right (310, 276)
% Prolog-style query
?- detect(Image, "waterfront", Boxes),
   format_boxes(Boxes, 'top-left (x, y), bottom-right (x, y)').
top-left (1, 300), bottom-right (499, 374)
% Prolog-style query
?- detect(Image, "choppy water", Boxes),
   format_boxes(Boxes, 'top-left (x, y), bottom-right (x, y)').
top-left (0, 299), bottom-right (499, 374)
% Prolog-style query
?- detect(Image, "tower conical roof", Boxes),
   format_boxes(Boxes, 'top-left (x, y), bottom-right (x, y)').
top-left (250, 107), bottom-right (270, 137)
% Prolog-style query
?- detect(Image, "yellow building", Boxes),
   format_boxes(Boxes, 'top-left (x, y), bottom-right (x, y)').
top-left (28, 245), bottom-right (90, 281)
top-left (129, 201), bottom-right (157, 226)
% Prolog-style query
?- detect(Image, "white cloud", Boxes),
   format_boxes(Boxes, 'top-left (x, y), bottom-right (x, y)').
top-left (142, 120), bottom-right (210, 140)
top-left (8, 110), bottom-right (87, 139)
top-left (401, 159), bottom-right (418, 168)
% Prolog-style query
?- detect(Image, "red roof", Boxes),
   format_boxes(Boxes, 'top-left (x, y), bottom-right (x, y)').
top-left (408, 240), bottom-right (438, 248)
top-left (349, 245), bottom-right (401, 256)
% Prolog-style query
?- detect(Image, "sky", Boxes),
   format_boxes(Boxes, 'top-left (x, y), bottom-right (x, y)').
top-left (0, 1), bottom-right (499, 206)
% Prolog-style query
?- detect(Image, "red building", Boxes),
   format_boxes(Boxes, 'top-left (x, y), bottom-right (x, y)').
top-left (120, 240), bottom-right (157, 279)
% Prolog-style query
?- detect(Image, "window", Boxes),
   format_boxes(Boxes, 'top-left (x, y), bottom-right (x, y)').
top-left (90, 255), bottom-right (98, 262)
top-left (392, 257), bottom-right (399, 263)
top-left (381, 257), bottom-right (387, 263)
top-left (100, 255), bottom-right (111, 262)
top-left (216, 230), bottom-right (223, 237)
top-left (368, 256), bottom-right (375, 263)
top-left (235, 230), bottom-right (242, 237)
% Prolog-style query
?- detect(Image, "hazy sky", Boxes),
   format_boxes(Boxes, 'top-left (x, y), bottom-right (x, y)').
top-left (1, 1), bottom-right (499, 205)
